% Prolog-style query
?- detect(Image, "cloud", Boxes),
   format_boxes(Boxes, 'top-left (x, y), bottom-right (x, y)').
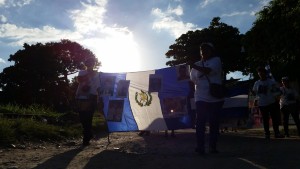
top-left (248, 0), bottom-right (271, 16)
top-left (0, 57), bottom-right (6, 64)
top-left (0, 0), bottom-right (5, 6)
top-left (0, 15), bottom-right (7, 22)
top-left (0, 23), bottom-right (82, 46)
top-left (0, 0), bottom-right (131, 47)
top-left (0, 0), bottom-right (142, 73)
top-left (221, 11), bottom-right (248, 17)
top-left (0, 0), bottom-right (33, 8)
top-left (199, 0), bottom-right (218, 8)
top-left (69, 0), bottom-right (107, 35)
top-left (151, 5), bottom-right (200, 38)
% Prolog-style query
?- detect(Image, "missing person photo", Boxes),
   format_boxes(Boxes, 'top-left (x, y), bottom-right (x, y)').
top-left (177, 65), bottom-right (190, 81)
top-left (107, 100), bottom-right (124, 122)
top-left (162, 96), bottom-right (187, 118)
top-left (100, 76), bottom-right (116, 96)
top-left (116, 80), bottom-right (130, 98)
top-left (149, 74), bottom-right (162, 92)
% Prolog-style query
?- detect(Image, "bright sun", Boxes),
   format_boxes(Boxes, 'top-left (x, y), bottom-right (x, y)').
top-left (83, 31), bottom-right (142, 73)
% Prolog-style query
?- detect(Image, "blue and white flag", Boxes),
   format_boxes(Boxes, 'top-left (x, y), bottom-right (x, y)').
top-left (100, 66), bottom-right (193, 132)
top-left (99, 66), bottom-right (250, 132)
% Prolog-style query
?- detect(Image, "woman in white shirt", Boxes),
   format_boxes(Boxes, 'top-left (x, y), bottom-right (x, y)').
top-left (189, 43), bottom-right (224, 155)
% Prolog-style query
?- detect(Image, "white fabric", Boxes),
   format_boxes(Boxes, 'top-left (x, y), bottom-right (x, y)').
top-left (75, 70), bottom-right (100, 99)
top-left (190, 56), bottom-right (224, 102)
top-left (126, 70), bottom-right (168, 130)
top-left (252, 79), bottom-right (279, 106)
top-left (279, 86), bottom-right (298, 108)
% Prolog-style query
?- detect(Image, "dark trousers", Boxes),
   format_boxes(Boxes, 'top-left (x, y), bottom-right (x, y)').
top-left (259, 102), bottom-right (281, 136)
top-left (195, 101), bottom-right (224, 149)
top-left (77, 95), bottom-right (97, 144)
top-left (281, 103), bottom-right (300, 135)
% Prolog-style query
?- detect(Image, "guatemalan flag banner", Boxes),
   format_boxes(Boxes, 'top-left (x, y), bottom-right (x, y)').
top-left (99, 65), bottom-right (194, 132)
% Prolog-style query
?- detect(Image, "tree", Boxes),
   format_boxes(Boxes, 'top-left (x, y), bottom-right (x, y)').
top-left (244, 0), bottom-right (300, 80)
top-left (0, 39), bottom-right (100, 109)
top-left (165, 17), bottom-right (246, 79)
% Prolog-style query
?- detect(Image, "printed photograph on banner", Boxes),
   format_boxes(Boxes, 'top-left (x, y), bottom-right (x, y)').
top-left (149, 74), bottom-right (162, 92)
top-left (107, 100), bottom-right (124, 122)
top-left (162, 96), bottom-right (187, 118)
top-left (100, 76), bottom-right (116, 96)
top-left (177, 65), bottom-right (190, 81)
top-left (116, 80), bottom-right (130, 98)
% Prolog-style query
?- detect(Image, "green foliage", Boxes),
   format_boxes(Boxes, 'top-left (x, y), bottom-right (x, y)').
top-left (0, 39), bottom-right (100, 108)
top-left (0, 104), bottom-right (106, 146)
top-left (0, 119), bottom-right (16, 144)
top-left (0, 118), bottom-right (82, 146)
top-left (165, 17), bottom-right (246, 78)
top-left (0, 103), bottom-right (60, 118)
top-left (244, 0), bottom-right (300, 80)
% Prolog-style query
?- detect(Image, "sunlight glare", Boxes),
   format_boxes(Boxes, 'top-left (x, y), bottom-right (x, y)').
top-left (82, 31), bottom-right (142, 73)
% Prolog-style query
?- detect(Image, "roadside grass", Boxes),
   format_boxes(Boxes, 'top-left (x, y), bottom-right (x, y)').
top-left (0, 104), bottom-right (107, 146)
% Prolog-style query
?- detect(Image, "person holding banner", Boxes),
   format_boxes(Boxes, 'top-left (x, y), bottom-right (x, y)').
top-left (75, 57), bottom-right (101, 147)
top-left (189, 42), bottom-right (224, 155)
top-left (252, 66), bottom-right (284, 139)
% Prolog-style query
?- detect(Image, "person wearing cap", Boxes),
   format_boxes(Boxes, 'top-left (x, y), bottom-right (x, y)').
top-left (279, 76), bottom-right (300, 137)
top-left (75, 57), bottom-right (101, 147)
top-left (252, 66), bottom-right (284, 139)
top-left (189, 42), bottom-right (224, 155)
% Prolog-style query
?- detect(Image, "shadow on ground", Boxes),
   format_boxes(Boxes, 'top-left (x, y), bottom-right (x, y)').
top-left (32, 129), bottom-right (300, 169)
top-left (85, 131), bottom-right (300, 169)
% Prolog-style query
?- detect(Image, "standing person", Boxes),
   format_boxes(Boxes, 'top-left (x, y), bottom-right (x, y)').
top-left (189, 42), bottom-right (224, 155)
top-left (279, 76), bottom-right (300, 137)
top-left (252, 66), bottom-right (284, 139)
top-left (75, 57), bottom-right (100, 147)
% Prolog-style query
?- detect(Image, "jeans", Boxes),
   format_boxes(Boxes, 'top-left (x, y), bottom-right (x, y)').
top-left (77, 95), bottom-right (97, 144)
top-left (281, 103), bottom-right (300, 135)
top-left (195, 100), bottom-right (224, 150)
top-left (259, 102), bottom-right (281, 136)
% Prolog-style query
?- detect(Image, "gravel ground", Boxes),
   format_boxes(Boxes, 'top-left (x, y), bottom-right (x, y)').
top-left (1, 127), bottom-right (300, 169)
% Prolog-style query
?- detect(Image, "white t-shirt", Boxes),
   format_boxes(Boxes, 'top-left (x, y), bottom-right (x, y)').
top-left (76, 70), bottom-right (100, 99)
top-left (190, 56), bottom-right (224, 102)
top-left (279, 86), bottom-right (298, 108)
top-left (252, 79), bottom-right (280, 106)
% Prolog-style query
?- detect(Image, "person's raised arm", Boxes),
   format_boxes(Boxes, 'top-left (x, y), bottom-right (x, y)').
top-left (188, 62), bottom-right (211, 75)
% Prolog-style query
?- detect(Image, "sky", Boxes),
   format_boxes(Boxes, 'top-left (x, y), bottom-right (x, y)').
top-left (0, 0), bottom-right (271, 80)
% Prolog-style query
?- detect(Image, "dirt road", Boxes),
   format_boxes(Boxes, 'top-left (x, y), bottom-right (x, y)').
top-left (1, 128), bottom-right (300, 169)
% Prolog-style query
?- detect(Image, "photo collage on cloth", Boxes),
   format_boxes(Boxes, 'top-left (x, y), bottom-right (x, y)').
top-left (100, 75), bottom-right (130, 122)
top-left (148, 66), bottom-right (190, 118)
top-left (162, 96), bottom-right (188, 118)
top-left (176, 65), bottom-right (190, 81)
top-left (107, 100), bottom-right (124, 122)
top-left (148, 74), bottom-right (162, 92)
